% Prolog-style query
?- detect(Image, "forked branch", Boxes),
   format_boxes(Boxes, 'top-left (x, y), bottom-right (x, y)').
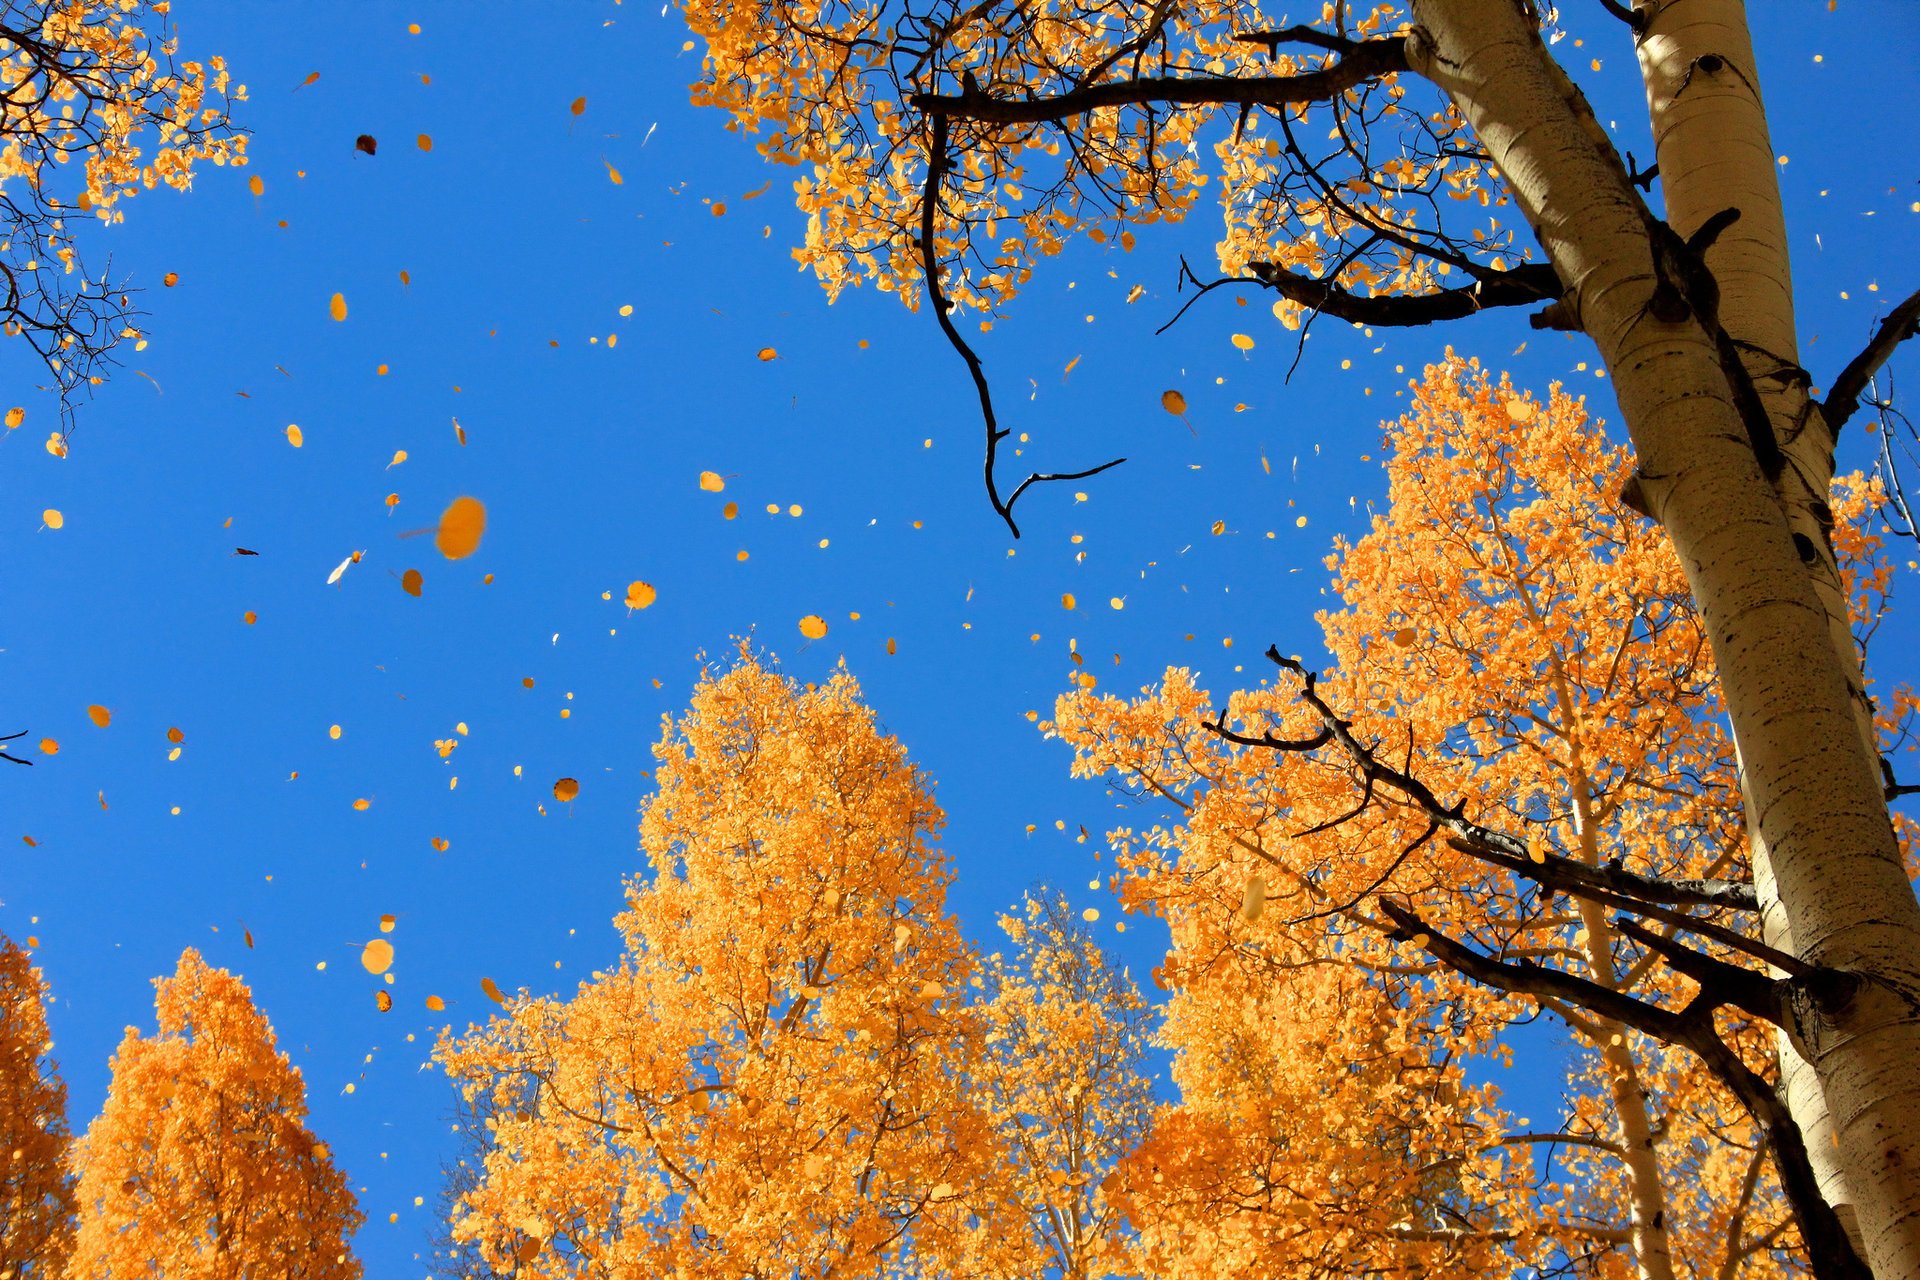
top-left (917, 111), bottom-right (1125, 537)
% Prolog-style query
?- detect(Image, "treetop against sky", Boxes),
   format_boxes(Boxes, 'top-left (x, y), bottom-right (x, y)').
top-left (4, 1), bottom-right (1920, 1276)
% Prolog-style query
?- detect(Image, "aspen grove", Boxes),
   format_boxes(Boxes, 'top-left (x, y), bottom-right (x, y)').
top-left (5, 3), bottom-right (1920, 1280)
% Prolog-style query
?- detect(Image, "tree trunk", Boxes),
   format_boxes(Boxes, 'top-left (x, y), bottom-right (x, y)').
top-left (1633, 1), bottom-right (1871, 1247)
top-left (1407, 3), bottom-right (1920, 1276)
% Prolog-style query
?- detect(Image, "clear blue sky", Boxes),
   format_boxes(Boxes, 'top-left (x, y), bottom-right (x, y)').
top-left (4, 3), bottom-right (1917, 1274)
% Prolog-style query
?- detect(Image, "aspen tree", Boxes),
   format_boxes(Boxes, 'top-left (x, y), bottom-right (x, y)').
top-left (679, 4), bottom-right (1920, 1271)
top-left (67, 949), bottom-right (361, 1280)
top-left (0, 936), bottom-right (73, 1280)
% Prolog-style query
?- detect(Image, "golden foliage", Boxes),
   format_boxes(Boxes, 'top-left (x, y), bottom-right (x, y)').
top-left (679, 0), bottom-right (1511, 320)
top-left (0, 934), bottom-right (74, 1280)
top-left (67, 949), bottom-right (362, 1280)
top-left (0, 0), bottom-right (245, 405)
top-left (1045, 355), bottom-right (1911, 1277)
top-left (975, 893), bottom-right (1154, 1279)
top-left (436, 651), bottom-right (1019, 1278)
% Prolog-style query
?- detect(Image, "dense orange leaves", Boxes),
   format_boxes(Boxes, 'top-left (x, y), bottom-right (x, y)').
top-left (975, 896), bottom-right (1152, 1278)
top-left (0, 0), bottom-right (246, 399)
top-left (0, 936), bottom-right (75, 1280)
top-left (677, 0), bottom-right (1498, 320)
top-left (67, 950), bottom-right (362, 1279)
top-left (437, 653), bottom-right (1017, 1278)
top-left (1044, 357), bottom-right (1904, 1276)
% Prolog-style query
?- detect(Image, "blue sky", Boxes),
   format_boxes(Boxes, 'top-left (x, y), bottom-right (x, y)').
top-left (4, 2), bottom-right (1918, 1273)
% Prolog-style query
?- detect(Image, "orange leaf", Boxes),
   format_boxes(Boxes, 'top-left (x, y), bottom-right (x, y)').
top-left (434, 496), bottom-right (487, 560)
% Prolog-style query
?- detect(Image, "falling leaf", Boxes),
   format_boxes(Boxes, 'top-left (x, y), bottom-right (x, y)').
top-left (379, 914), bottom-right (397, 933)
top-left (699, 471), bottom-right (725, 492)
top-left (285, 424), bottom-right (303, 448)
top-left (87, 705), bottom-right (111, 728)
top-left (374, 990), bottom-right (393, 1012)
top-left (570, 96), bottom-right (587, 115)
top-left (352, 798), bottom-right (372, 811)
top-left (452, 418), bottom-right (467, 446)
top-left (243, 610), bottom-right (258, 625)
top-left (42, 509), bottom-right (63, 529)
top-left (434, 496), bottom-right (487, 560)
top-left (1231, 333), bottom-right (1255, 351)
top-left (481, 977), bottom-right (505, 1005)
top-left (39, 738), bottom-right (58, 755)
top-left (163, 272), bottom-right (180, 287)
top-left (4, 407), bottom-right (23, 428)
top-left (553, 777), bottom-right (579, 802)
top-left (355, 134), bottom-right (377, 155)
top-left (625, 581), bottom-right (656, 610)
top-left (426, 994), bottom-right (446, 1011)
top-left (605, 159), bottom-right (623, 185)
top-left (401, 568), bottom-right (423, 597)
top-left (329, 293), bottom-right (348, 322)
top-left (1062, 593), bottom-right (1077, 610)
top-left (167, 727), bottom-right (185, 743)
top-left (45, 433), bottom-right (66, 458)
top-left (299, 71), bottom-right (320, 87)
top-left (757, 347), bottom-right (778, 361)
top-left (430, 837), bottom-right (449, 852)
top-left (798, 614), bottom-right (829, 640)
top-left (387, 450), bottom-right (408, 468)
top-left (248, 174), bottom-right (264, 197)
top-left (360, 939), bottom-right (394, 974)
top-left (416, 134), bottom-right (432, 152)
top-left (1161, 390), bottom-right (1187, 415)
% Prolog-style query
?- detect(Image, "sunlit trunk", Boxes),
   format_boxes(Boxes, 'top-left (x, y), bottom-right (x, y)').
top-left (1408, 2), bottom-right (1920, 1275)
top-left (1635, 1), bottom-right (1870, 1248)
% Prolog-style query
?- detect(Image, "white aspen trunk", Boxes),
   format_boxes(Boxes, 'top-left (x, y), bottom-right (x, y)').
top-left (1406, 4), bottom-right (1920, 1276)
top-left (1633, 3), bottom-right (1873, 1246)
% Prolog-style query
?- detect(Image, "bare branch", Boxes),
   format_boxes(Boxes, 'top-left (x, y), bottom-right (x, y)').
top-left (917, 112), bottom-right (1124, 537)
top-left (1822, 286), bottom-right (1920, 438)
top-left (1, 728), bottom-right (34, 767)
top-left (1249, 260), bottom-right (1561, 327)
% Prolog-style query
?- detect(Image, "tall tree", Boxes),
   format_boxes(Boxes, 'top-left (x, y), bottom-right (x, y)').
top-left (676, 5), bottom-right (1920, 1271)
top-left (436, 652), bottom-right (1017, 1280)
top-left (66, 948), bottom-right (361, 1280)
top-left (1049, 357), bottom-right (1912, 1278)
top-left (1, 0), bottom-right (244, 424)
top-left (0, 934), bottom-right (73, 1280)
top-left (973, 892), bottom-right (1154, 1279)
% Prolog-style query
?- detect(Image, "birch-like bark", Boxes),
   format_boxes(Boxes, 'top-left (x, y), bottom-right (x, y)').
top-left (1407, 3), bottom-right (1920, 1276)
top-left (1633, 1), bottom-right (1870, 1245)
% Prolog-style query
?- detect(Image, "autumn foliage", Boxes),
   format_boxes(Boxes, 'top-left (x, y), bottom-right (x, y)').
top-left (1, 0), bottom-right (245, 408)
top-left (437, 653), bottom-right (1011, 1278)
top-left (1048, 356), bottom-right (1911, 1278)
top-left (0, 935), bottom-right (73, 1280)
top-left (66, 949), bottom-right (361, 1280)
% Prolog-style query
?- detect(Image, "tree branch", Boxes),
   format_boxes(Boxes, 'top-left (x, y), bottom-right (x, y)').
top-left (1377, 900), bottom-right (1871, 1280)
top-left (917, 111), bottom-right (1124, 537)
top-left (1821, 285), bottom-right (1920, 439)
top-left (909, 35), bottom-right (1409, 124)
top-left (1249, 260), bottom-right (1562, 327)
